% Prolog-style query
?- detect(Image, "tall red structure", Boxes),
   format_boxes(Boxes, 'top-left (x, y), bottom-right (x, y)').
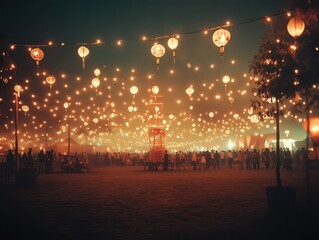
top-left (148, 92), bottom-right (165, 164)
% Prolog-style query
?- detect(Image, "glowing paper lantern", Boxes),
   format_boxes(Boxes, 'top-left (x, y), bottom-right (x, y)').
top-left (14, 84), bottom-right (22, 97)
top-left (222, 75), bottom-right (230, 84)
top-left (46, 76), bottom-right (56, 91)
top-left (222, 75), bottom-right (230, 90)
top-left (94, 68), bottom-right (101, 76)
top-left (151, 43), bottom-right (165, 70)
top-left (212, 29), bottom-right (231, 55)
top-left (167, 37), bottom-right (179, 63)
top-left (92, 78), bottom-right (100, 88)
top-left (303, 117), bottom-right (319, 142)
top-left (287, 17), bottom-right (305, 38)
top-left (169, 114), bottom-right (175, 120)
top-left (128, 106), bottom-right (134, 112)
top-left (93, 118), bottom-right (99, 124)
top-left (63, 102), bottom-right (69, 109)
top-left (209, 112), bottom-right (214, 118)
top-left (233, 113), bottom-right (239, 119)
top-left (130, 86), bottom-right (138, 95)
top-left (22, 105), bottom-right (29, 115)
top-left (248, 107), bottom-right (253, 115)
top-left (250, 114), bottom-right (259, 123)
top-left (78, 46), bottom-right (89, 69)
top-left (152, 85), bottom-right (159, 95)
top-left (30, 48), bottom-right (44, 66)
top-left (229, 97), bottom-right (234, 105)
top-left (186, 86), bottom-right (194, 96)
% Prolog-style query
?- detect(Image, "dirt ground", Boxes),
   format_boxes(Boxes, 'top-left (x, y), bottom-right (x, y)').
top-left (1, 165), bottom-right (319, 240)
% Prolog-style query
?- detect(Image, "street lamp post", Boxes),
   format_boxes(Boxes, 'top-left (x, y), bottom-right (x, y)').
top-left (64, 102), bottom-right (70, 156)
top-left (14, 84), bottom-right (22, 173)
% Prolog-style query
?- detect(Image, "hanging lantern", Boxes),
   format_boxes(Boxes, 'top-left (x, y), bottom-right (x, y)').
top-left (128, 106), bottom-right (134, 112)
top-left (169, 114), bottom-right (175, 120)
top-left (151, 43), bottom-right (165, 70)
top-left (63, 102), bottom-right (69, 109)
top-left (287, 17), bottom-right (305, 38)
top-left (94, 68), bottom-right (101, 77)
top-left (186, 86), bottom-right (194, 96)
top-left (46, 76), bottom-right (56, 91)
top-left (229, 97), bottom-right (234, 105)
top-left (30, 47), bottom-right (44, 66)
top-left (152, 85), bottom-right (159, 95)
top-left (22, 105), bottom-right (29, 116)
top-left (92, 78), bottom-right (100, 88)
top-left (248, 107), bottom-right (253, 115)
top-left (250, 114), bottom-right (259, 123)
top-left (78, 46), bottom-right (90, 69)
top-left (209, 112), bottom-right (214, 118)
top-left (303, 117), bottom-right (319, 142)
top-left (233, 113), bottom-right (239, 119)
top-left (212, 29), bottom-right (231, 55)
top-left (167, 37), bottom-right (179, 63)
top-left (14, 84), bottom-right (22, 97)
top-left (222, 75), bottom-right (230, 90)
top-left (130, 85), bottom-right (138, 95)
top-left (93, 118), bottom-right (99, 124)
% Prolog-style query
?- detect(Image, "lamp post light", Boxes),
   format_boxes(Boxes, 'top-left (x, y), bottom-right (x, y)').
top-left (14, 84), bottom-right (22, 173)
top-left (64, 102), bottom-right (70, 156)
top-left (308, 117), bottom-right (319, 173)
top-left (285, 130), bottom-right (290, 138)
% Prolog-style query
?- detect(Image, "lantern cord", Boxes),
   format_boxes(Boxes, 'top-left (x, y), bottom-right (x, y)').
top-left (143, 11), bottom-right (285, 41)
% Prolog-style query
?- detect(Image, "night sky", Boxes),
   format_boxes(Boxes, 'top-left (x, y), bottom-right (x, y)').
top-left (1, 0), bottom-right (306, 152)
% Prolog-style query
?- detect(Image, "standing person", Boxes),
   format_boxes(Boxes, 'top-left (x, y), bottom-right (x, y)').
top-left (264, 148), bottom-right (271, 169)
top-left (163, 150), bottom-right (169, 171)
top-left (227, 150), bottom-right (233, 168)
top-left (6, 149), bottom-right (15, 176)
top-left (200, 153), bottom-right (206, 170)
top-left (27, 148), bottom-right (34, 167)
top-left (220, 150), bottom-right (225, 167)
top-left (237, 150), bottom-right (244, 170)
top-left (205, 150), bottom-right (211, 169)
top-left (21, 152), bottom-right (27, 168)
top-left (210, 150), bottom-right (215, 168)
top-left (245, 149), bottom-right (251, 170)
top-left (252, 149), bottom-right (259, 170)
top-left (285, 148), bottom-right (293, 171)
top-left (180, 151), bottom-right (186, 170)
top-left (38, 149), bottom-right (46, 174)
top-left (191, 151), bottom-right (197, 170)
top-left (213, 150), bottom-right (220, 169)
top-left (175, 152), bottom-right (180, 170)
top-left (47, 149), bottom-right (54, 173)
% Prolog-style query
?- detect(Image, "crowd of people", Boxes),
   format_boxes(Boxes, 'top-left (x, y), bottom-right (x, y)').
top-left (1, 146), bottom-right (310, 176)
top-left (162, 147), bottom-right (308, 171)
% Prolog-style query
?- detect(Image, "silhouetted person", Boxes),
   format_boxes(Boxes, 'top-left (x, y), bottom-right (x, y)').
top-left (163, 150), bottom-right (169, 171)
top-left (27, 148), bottom-right (34, 167)
top-left (38, 149), bottom-right (46, 173)
top-left (6, 149), bottom-right (15, 176)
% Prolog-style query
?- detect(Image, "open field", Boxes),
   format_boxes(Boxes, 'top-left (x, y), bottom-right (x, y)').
top-left (1, 166), bottom-right (318, 240)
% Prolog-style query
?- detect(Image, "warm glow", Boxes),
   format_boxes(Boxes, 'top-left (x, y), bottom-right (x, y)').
top-left (287, 17), bottom-right (305, 38)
